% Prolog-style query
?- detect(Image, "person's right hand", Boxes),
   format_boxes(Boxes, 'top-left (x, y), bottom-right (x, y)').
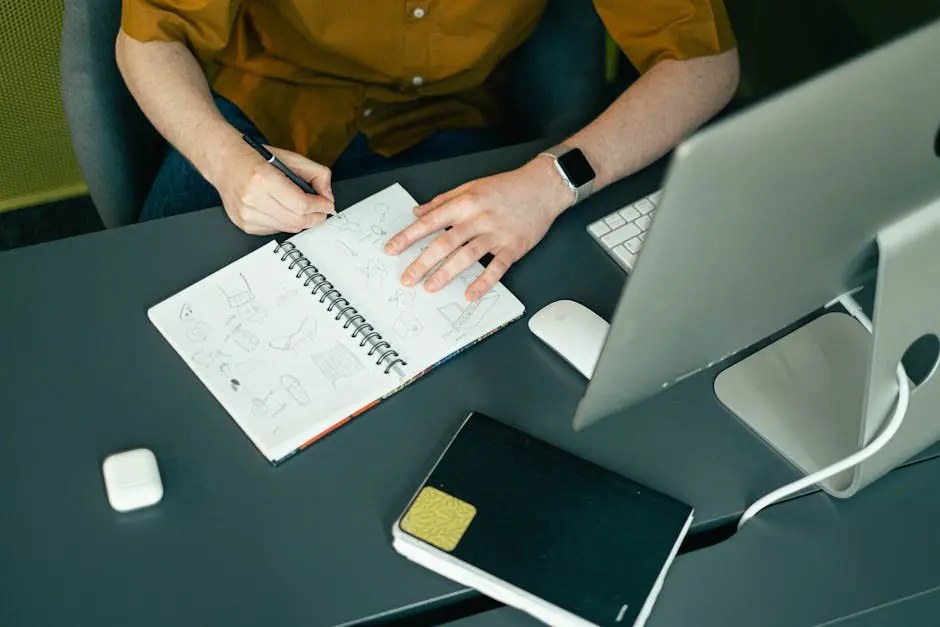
top-left (214, 139), bottom-right (335, 235)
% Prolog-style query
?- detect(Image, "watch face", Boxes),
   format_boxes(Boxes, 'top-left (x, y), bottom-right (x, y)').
top-left (557, 149), bottom-right (595, 187)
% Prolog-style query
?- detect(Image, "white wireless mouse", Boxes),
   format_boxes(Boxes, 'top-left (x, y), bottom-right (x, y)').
top-left (528, 300), bottom-right (610, 379)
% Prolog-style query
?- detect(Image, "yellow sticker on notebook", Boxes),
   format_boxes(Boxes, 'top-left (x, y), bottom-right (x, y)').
top-left (400, 486), bottom-right (477, 552)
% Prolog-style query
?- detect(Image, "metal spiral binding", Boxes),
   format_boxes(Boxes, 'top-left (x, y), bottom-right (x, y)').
top-left (274, 241), bottom-right (407, 375)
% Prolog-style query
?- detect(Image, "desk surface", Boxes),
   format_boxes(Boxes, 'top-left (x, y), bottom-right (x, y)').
top-left (0, 141), bottom-right (890, 626)
top-left (446, 456), bottom-right (940, 627)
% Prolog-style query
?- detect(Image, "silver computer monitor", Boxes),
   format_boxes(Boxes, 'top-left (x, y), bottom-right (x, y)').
top-left (574, 18), bottom-right (940, 497)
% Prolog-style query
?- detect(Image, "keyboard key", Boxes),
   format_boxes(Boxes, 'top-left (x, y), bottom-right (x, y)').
top-left (604, 213), bottom-right (626, 229)
top-left (649, 190), bottom-right (664, 205)
top-left (635, 198), bottom-right (655, 214)
top-left (619, 206), bottom-right (642, 222)
top-left (638, 232), bottom-right (646, 242)
top-left (613, 245), bottom-right (637, 268)
top-left (625, 237), bottom-right (644, 254)
top-left (588, 221), bottom-right (610, 238)
top-left (636, 214), bottom-right (652, 230)
top-left (601, 223), bottom-right (641, 248)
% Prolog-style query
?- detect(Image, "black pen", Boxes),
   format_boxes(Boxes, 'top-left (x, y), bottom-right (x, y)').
top-left (242, 134), bottom-right (317, 195)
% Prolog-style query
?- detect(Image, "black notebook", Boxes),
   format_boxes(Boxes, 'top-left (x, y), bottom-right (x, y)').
top-left (391, 412), bottom-right (693, 627)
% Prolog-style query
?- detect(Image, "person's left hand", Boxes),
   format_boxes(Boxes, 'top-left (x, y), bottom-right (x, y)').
top-left (383, 156), bottom-right (575, 300)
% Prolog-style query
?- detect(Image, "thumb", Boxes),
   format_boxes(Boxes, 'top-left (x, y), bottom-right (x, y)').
top-left (270, 147), bottom-right (335, 206)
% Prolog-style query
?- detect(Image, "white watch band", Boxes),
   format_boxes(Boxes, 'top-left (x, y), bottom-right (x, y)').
top-left (538, 144), bottom-right (595, 205)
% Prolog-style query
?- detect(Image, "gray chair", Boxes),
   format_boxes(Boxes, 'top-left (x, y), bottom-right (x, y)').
top-left (60, 0), bottom-right (610, 229)
top-left (60, 0), bottom-right (166, 229)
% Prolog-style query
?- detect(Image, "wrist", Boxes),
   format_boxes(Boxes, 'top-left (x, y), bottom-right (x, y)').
top-left (194, 121), bottom-right (245, 188)
top-left (527, 154), bottom-right (577, 218)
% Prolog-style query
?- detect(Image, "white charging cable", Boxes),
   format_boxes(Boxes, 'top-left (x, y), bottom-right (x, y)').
top-left (736, 294), bottom-right (911, 530)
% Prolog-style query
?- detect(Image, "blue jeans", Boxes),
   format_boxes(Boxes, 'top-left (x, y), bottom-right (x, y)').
top-left (139, 95), bottom-right (507, 221)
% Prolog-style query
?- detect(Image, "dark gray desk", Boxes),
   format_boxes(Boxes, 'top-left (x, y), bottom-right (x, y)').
top-left (445, 456), bottom-right (940, 627)
top-left (0, 141), bottom-right (920, 626)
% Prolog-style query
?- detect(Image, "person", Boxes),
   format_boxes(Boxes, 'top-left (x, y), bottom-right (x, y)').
top-left (116, 1), bottom-right (739, 301)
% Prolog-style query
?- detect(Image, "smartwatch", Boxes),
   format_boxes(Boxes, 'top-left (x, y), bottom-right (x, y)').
top-left (538, 144), bottom-right (596, 205)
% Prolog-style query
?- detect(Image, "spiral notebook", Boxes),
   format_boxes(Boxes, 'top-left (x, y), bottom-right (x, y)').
top-left (148, 184), bottom-right (525, 464)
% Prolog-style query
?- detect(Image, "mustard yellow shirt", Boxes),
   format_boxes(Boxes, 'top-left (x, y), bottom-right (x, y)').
top-left (121, 0), bottom-right (736, 166)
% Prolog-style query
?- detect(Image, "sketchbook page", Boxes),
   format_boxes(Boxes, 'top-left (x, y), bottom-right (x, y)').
top-left (289, 183), bottom-right (525, 375)
top-left (147, 240), bottom-right (401, 463)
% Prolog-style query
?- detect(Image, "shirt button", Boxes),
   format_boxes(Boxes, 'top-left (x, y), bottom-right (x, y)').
top-left (412, 7), bottom-right (425, 18)
top-left (363, 108), bottom-right (373, 117)
top-left (411, 75), bottom-right (424, 86)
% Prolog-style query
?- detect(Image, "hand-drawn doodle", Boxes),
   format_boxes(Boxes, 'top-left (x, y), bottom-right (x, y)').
top-left (251, 393), bottom-right (272, 417)
top-left (311, 343), bottom-right (365, 387)
top-left (276, 286), bottom-right (301, 307)
top-left (237, 300), bottom-right (267, 323)
top-left (358, 258), bottom-right (388, 284)
top-left (230, 378), bottom-right (241, 391)
top-left (186, 322), bottom-right (212, 342)
top-left (335, 240), bottom-right (358, 257)
top-left (218, 273), bottom-right (267, 322)
top-left (388, 288), bottom-right (416, 312)
top-left (373, 203), bottom-right (390, 222)
top-left (280, 374), bottom-right (311, 405)
top-left (360, 224), bottom-right (387, 245)
top-left (327, 213), bottom-right (361, 234)
top-left (225, 323), bottom-right (259, 353)
top-left (269, 318), bottom-right (317, 352)
top-left (437, 291), bottom-right (499, 338)
top-left (179, 303), bottom-right (195, 321)
top-left (192, 351), bottom-right (214, 367)
top-left (392, 312), bottom-right (424, 341)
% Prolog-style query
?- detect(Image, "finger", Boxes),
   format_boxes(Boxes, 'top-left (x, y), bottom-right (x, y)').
top-left (233, 206), bottom-right (284, 236)
top-left (260, 170), bottom-right (335, 218)
top-left (413, 185), bottom-right (466, 217)
top-left (248, 191), bottom-right (325, 233)
top-left (271, 147), bottom-right (335, 202)
top-left (466, 253), bottom-right (512, 301)
top-left (385, 197), bottom-right (475, 255)
top-left (424, 235), bottom-right (494, 293)
top-left (400, 221), bottom-right (486, 287)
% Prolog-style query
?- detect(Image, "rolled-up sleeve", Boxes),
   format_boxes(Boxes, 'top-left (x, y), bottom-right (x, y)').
top-left (593, 0), bottom-right (736, 74)
top-left (120, 0), bottom-right (243, 58)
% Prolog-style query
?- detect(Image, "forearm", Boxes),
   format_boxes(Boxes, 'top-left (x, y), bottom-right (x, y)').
top-left (565, 49), bottom-right (740, 191)
top-left (115, 31), bottom-right (240, 186)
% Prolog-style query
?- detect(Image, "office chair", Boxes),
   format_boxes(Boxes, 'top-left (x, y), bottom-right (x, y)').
top-left (59, 0), bottom-right (610, 229)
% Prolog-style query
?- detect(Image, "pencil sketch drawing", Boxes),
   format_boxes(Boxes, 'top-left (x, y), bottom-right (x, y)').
top-left (280, 374), bottom-right (311, 406)
top-left (392, 312), bottom-right (424, 341)
top-left (328, 213), bottom-right (361, 234)
top-left (360, 224), bottom-right (387, 245)
top-left (238, 301), bottom-right (268, 323)
top-left (179, 303), bottom-right (194, 322)
top-left (219, 273), bottom-right (255, 308)
top-left (276, 286), bottom-right (300, 307)
top-left (388, 288), bottom-right (416, 311)
top-left (312, 343), bottom-right (365, 388)
top-left (186, 322), bottom-right (211, 342)
top-left (225, 323), bottom-right (260, 353)
top-left (358, 258), bottom-right (388, 285)
top-left (230, 378), bottom-right (241, 392)
top-left (335, 240), bottom-right (358, 257)
top-left (437, 291), bottom-right (499, 338)
top-left (269, 317), bottom-right (316, 352)
top-left (251, 391), bottom-right (274, 417)
top-left (192, 351), bottom-right (214, 367)
top-left (218, 272), bottom-right (267, 322)
top-left (373, 203), bottom-right (390, 222)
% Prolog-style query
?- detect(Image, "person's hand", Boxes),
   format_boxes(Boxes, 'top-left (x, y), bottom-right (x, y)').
top-left (214, 138), bottom-right (335, 235)
top-left (383, 156), bottom-right (575, 300)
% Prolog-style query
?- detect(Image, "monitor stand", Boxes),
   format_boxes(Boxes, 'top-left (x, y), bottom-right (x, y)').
top-left (713, 195), bottom-right (940, 498)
